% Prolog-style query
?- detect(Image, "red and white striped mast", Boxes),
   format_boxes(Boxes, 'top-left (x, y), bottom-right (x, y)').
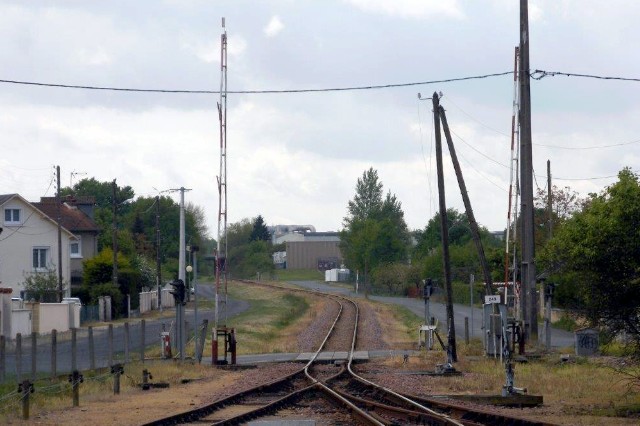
top-left (213, 17), bottom-right (228, 361)
top-left (505, 46), bottom-right (521, 320)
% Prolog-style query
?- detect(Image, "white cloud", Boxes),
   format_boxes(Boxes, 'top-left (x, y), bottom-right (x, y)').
top-left (77, 48), bottom-right (112, 66)
top-left (264, 16), bottom-right (284, 38)
top-left (180, 33), bottom-right (246, 63)
top-left (529, 2), bottom-right (544, 22)
top-left (345, 0), bottom-right (464, 19)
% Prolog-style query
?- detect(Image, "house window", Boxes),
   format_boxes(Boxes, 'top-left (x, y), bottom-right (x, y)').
top-left (70, 240), bottom-right (82, 258)
top-left (32, 247), bottom-right (49, 270)
top-left (4, 208), bottom-right (20, 225)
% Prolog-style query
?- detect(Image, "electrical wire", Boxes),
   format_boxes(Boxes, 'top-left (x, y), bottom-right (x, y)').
top-left (448, 127), bottom-right (510, 169)
top-left (531, 70), bottom-right (640, 82)
top-left (0, 69), bottom-right (636, 96)
top-left (454, 144), bottom-right (508, 193)
top-left (535, 138), bottom-right (640, 150)
top-left (443, 96), bottom-right (511, 138)
top-left (0, 71), bottom-right (514, 94)
top-left (546, 173), bottom-right (619, 181)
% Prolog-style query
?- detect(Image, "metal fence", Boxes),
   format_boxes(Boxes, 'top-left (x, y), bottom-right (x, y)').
top-left (80, 305), bottom-right (99, 324)
top-left (0, 317), bottom-right (208, 386)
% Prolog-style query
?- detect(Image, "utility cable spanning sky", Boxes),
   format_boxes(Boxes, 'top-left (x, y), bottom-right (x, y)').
top-left (0, 69), bottom-right (637, 94)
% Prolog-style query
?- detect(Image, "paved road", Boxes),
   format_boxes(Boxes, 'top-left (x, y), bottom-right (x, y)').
top-left (289, 280), bottom-right (575, 349)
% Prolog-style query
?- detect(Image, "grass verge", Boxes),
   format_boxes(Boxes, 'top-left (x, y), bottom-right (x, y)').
top-left (201, 281), bottom-right (315, 354)
top-left (272, 269), bottom-right (324, 282)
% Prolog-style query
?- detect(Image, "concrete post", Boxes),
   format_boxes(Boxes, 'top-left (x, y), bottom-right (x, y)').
top-left (16, 333), bottom-right (22, 381)
top-left (0, 335), bottom-right (5, 382)
top-left (51, 329), bottom-right (57, 380)
top-left (30, 332), bottom-right (37, 381)
top-left (20, 379), bottom-right (32, 420)
top-left (140, 320), bottom-right (146, 363)
top-left (88, 326), bottom-right (95, 370)
top-left (124, 322), bottom-right (130, 363)
top-left (71, 328), bottom-right (77, 371)
top-left (108, 324), bottom-right (114, 367)
top-left (464, 317), bottom-right (469, 344)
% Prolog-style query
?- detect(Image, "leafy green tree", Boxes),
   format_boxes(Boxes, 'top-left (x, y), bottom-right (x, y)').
top-left (225, 217), bottom-right (276, 279)
top-left (340, 168), bottom-right (410, 292)
top-left (250, 215), bottom-right (271, 242)
top-left (83, 248), bottom-right (130, 286)
top-left (413, 209), bottom-right (502, 289)
top-left (20, 269), bottom-right (66, 302)
top-left (413, 208), bottom-right (475, 255)
top-left (540, 168), bottom-right (640, 357)
top-left (346, 168), bottom-right (384, 222)
top-left (372, 263), bottom-right (410, 295)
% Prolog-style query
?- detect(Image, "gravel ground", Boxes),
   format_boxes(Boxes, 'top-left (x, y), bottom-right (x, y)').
top-left (296, 296), bottom-right (340, 352)
top-left (354, 360), bottom-right (639, 426)
top-left (324, 298), bottom-right (357, 352)
top-left (294, 294), bottom-right (390, 354)
top-left (357, 299), bottom-right (391, 351)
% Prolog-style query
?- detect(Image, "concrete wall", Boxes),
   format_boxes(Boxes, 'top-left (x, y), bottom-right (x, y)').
top-left (0, 289), bottom-right (12, 337)
top-left (38, 303), bottom-right (72, 335)
top-left (11, 310), bottom-right (31, 336)
top-left (161, 289), bottom-right (175, 308)
top-left (139, 291), bottom-right (159, 314)
top-left (67, 303), bottom-right (80, 328)
top-left (286, 241), bottom-right (342, 269)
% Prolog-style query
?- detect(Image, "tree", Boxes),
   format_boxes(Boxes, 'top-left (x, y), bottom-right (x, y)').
top-left (530, 184), bottom-right (586, 251)
top-left (345, 167), bottom-right (383, 224)
top-left (250, 215), bottom-right (271, 242)
top-left (412, 209), bottom-right (502, 287)
top-left (540, 168), bottom-right (640, 357)
top-left (21, 269), bottom-right (65, 302)
top-left (413, 208), bottom-right (472, 255)
top-left (372, 263), bottom-right (411, 295)
top-left (340, 168), bottom-right (410, 292)
top-left (225, 218), bottom-right (275, 279)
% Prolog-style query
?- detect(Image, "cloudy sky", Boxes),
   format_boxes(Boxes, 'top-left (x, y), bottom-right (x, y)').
top-left (1, 0), bottom-right (639, 237)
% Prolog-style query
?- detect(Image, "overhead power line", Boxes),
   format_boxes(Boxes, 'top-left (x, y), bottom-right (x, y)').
top-left (531, 70), bottom-right (640, 82)
top-left (535, 138), bottom-right (640, 150)
top-left (0, 71), bottom-right (513, 94)
top-left (0, 69), bottom-right (637, 95)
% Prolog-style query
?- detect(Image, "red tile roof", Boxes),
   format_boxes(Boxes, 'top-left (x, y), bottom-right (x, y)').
top-left (32, 200), bottom-right (99, 233)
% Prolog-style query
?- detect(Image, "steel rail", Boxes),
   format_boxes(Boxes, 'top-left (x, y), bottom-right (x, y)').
top-left (143, 281), bottom-right (382, 425)
top-left (340, 295), bottom-right (463, 426)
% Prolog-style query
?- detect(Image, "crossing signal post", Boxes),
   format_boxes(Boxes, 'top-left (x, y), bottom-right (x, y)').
top-left (170, 279), bottom-right (186, 360)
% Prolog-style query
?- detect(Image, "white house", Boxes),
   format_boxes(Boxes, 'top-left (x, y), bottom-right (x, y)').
top-left (0, 194), bottom-right (76, 298)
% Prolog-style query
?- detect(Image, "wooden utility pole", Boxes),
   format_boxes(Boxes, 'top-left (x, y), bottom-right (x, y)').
top-left (519, 0), bottom-right (537, 343)
top-left (56, 166), bottom-right (63, 301)
top-left (155, 196), bottom-right (162, 312)
top-left (432, 92), bottom-right (457, 362)
top-left (547, 160), bottom-right (552, 240)
top-left (545, 160), bottom-right (553, 349)
top-left (439, 106), bottom-right (494, 296)
top-left (112, 179), bottom-right (118, 287)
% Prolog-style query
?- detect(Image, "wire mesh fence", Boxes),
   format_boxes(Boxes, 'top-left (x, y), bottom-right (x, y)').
top-left (0, 316), bottom-right (211, 385)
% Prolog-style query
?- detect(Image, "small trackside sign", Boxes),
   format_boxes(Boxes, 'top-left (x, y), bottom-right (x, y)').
top-left (485, 295), bottom-right (501, 304)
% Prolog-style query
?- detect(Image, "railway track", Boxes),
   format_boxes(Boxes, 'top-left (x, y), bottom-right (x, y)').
top-left (142, 281), bottom-right (551, 425)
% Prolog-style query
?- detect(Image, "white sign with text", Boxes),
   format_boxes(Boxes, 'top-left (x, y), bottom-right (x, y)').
top-left (484, 295), bottom-right (501, 304)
